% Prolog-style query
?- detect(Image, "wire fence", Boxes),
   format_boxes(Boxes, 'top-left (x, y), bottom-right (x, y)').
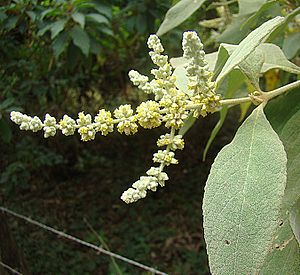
top-left (0, 206), bottom-right (168, 275)
top-left (0, 261), bottom-right (23, 275)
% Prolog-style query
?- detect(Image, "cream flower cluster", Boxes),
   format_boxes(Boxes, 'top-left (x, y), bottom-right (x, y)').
top-left (120, 128), bottom-right (184, 203)
top-left (182, 31), bottom-right (221, 117)
top-left (10, 31), bottom-right (221, 203)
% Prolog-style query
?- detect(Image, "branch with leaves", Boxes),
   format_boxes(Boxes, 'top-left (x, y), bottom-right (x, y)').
top-left (8, 4), bottom-right (300, 275)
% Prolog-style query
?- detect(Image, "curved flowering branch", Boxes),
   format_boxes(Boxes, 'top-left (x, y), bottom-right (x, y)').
top-left (10, 31), bottom-right (221, 203)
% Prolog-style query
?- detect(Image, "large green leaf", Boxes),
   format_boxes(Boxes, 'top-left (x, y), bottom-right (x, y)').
top-left (267, 92), bottom-right (300, 210)
top-left (213, 42), bottom-right (300, 82)
top-left (70, 26), bottom-right (90, 56)
top-left (261, 90), bottom-right (300, 274)
top-left (216, 16), bottom-right (284, 84)
top-left (279, 109), bottom-right (300, 211)
top-left (266, 90), bottom-right (300, 133)
top-left (156, 0), bottom-right (207, 36)
top-left (203, 105), bottom-right (287, 274)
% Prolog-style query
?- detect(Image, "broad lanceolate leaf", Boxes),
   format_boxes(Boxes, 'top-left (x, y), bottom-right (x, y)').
top-left (259, 91), bottom-right (300, 274)
top-left (156, 0), bottom-right (207, 36)
top-left (203, 105), bottom-right (287, 275)
top-left (216, 16), bottom-right (284, 84)
top-left (279, 109), bottom-right (300, 211)
top-left (70, 26), bottom-right (90, 56)
top-left (213, 42), bottom-right (300, 82)
top-left (267, 93), bottom-right (300, 211)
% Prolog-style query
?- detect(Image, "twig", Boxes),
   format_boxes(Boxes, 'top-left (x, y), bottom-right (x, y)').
top-left (0, 206), bottom-right (168, 275)
top-left (0, 261), bottom-right (23, 275)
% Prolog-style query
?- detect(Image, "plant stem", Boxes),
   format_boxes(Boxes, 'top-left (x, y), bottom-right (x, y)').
top-left (261, 80), bottom-right (300, 101)
top-left (220, 80), bottom-right (300, 107)
top-left (220, 97), bottom-right (251, 106)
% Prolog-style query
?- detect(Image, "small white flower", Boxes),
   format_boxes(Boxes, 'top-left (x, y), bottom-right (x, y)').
top-left (153, 150), bottom-right (178, 166)
top-left (114, 105), bottom-right (138, 135)
top-left (94, 109), bottom-right (114, 136)
top-left (59, 115), bottom-right (76, 136)
top-left (43, 114), bottom-right (57, 138)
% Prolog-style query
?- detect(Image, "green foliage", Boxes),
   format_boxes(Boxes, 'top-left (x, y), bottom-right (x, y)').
top-left (160, 1), bottom-right (300, 273)
top-left (2, 0), bottom-right (300, 274)
top-left (203, 105), bottom-right (287, 274)
top-left (156, 0), bottom-right (207, 36)
top-left (216, 16), bottom-right (285, 84)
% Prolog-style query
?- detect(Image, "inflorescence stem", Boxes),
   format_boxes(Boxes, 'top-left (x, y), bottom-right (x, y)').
top-left (187, 80), bottom-right (300, 110)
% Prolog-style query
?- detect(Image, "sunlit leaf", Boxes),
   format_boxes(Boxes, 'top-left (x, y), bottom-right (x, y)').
top-left (203, 105), bottom-right (287, 274)
top-left (260, 90), bottom-right (300, 274)
top-left (156, 0), bottom-right (207, 36)
top-left (216, 16), bottom-right (284, 84)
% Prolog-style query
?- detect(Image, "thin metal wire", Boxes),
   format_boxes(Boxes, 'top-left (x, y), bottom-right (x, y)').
top-left (0, 261), bottom-right (23, 275)
top-left (0, 206), bottom-right (168, 275)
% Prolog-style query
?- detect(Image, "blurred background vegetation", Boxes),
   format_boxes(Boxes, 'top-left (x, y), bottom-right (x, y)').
top-left (0, 0), bottom-right (299, 274)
